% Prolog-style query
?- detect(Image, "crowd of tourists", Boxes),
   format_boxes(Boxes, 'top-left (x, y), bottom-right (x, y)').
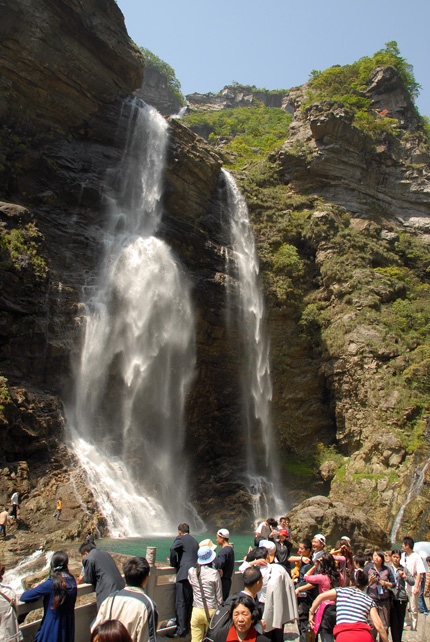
top-left (0, 517), bottom-right (429, 642)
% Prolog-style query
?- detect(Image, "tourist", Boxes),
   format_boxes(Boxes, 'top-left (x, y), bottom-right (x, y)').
top-left (203, 567), bottom-right (264, 642)
top-left (254, 518), bottom-right (277, 546)
top-left (188, 545), bottom-right (222, 642)
top-left (10, 490), bottom-right (19, 519)
top-left (274, 532), bottom-right (291, 573)
top-left (208, 594), bottom-right (270, 642)
top-left (78, 541), bottom-right (125, 608)
top-left (364, 550), bottom-right (394, 639)
top-left (331, 540), bottom-right (354, 585)
top-left (214, 528), bottom-right (235, 600)
top-left (20, 550), bottom-right (77, 642)
top-left (302, 552), bottom-right (343, 642)
top-left (0, 562), bottom-right (21, 641)
top-left (53, 497), bottom-right (62, 520)
top-left (401, 535), bottom-right (426, 631)
top-left (169, 522), bottom-right (199, 638)
top-left (0, 505), bottom-right (9, 539)
top-left (85, 530), bottom-right (97, 546)
top-left (308, 569), bottom-right (388, 642)
top-left (291, 538), bottom-right (317, 642)
top-left (311, 534), bottom-right (326, 563)
top-left (238, 546), bottom-right (271, 605)
top-left (278, 516), bottom-right (292, 539)
top-left (418, 555), bottom-right (430, 614)
top-left (241, 566), bottom-right (263, 605)
top-left (262, 543), bottom-right (298, 642)
top-left (92, 556), bottom-right (158, 642)
top-left (91, 620), bottom-right (133, 642)
top-left (389, 548), bottom-right (414, 642)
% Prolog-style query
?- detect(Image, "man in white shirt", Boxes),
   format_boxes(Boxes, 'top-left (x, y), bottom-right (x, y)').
top-left (401, 536), bottom-right (426, 631)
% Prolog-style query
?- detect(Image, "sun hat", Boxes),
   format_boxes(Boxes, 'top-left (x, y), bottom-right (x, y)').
top-left (199, 538), bottom-right (217, 551)
top-left (197, 545), bottom-right (216, 565)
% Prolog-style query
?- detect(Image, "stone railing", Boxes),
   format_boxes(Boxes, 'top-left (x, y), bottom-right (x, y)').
top-left (18, 547), bottom-right (244, 642)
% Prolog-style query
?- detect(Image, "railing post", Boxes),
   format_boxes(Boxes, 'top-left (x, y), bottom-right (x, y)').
top-left (146, 546), bottom-right (157, 598)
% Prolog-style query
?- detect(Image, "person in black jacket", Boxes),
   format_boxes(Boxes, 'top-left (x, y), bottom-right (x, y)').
top-left (169, 522), bottom-right (199, 637)
top-left (78, 542), bottom-right (125, 608)
top-left (214, 528), bottom-right (235, 600)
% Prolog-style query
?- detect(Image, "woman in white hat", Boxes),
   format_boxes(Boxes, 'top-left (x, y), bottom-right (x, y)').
top-left (188, 546), bottom-right (223, 642)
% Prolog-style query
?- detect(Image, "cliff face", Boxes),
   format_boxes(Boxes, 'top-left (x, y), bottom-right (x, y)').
top-left (1, 0), bottom-right (430, 552)
top-left (231, 68), bottom-right (430, 539)
top-left (0, 0), bottom-right (260, 556)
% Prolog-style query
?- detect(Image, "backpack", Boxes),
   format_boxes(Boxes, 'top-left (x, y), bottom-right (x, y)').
top-left (203, 600), bottom-right (233, 642)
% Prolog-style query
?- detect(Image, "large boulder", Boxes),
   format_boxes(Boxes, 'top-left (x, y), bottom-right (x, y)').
top-left (288, 495), bottom-right (391, 549)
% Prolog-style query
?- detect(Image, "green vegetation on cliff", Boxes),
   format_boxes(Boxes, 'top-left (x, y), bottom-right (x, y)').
top-left (306, 41), bottom-right (427, 140)
top-left (182, 103), bottom-right (292, 168)
top-left (139, 47), bottom-right (185, 106)
top-left (0, 221), bottom-right (47, 278)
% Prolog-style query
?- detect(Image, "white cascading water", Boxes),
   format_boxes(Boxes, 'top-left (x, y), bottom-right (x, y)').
top-left (66, 99), bottom-right (196, 536)
top-left (222, 169), bottom-right (284, 519)
top-left (390, 461), bottom-right (430, 543)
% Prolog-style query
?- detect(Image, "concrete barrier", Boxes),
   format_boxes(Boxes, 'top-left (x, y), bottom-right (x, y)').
top-left (18, 547), bottom-right (245, 642)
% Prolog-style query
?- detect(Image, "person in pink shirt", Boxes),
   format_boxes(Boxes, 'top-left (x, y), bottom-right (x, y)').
top-left (303, 553), bottom-right (344, 642)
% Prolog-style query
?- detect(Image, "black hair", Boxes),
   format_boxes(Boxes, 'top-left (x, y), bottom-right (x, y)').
top-left (79, 541), bottom-right (96, 555)
top-left (229, 594), bottom-right (261, 626)
top-left (243, 566), bottom-right (262, 587)
top-left (123, 557), bottom-right (150, 587)
top-left (354, 554), bottom-right (366, 569)
top-left (50, 551), bottom-right (73, 609)
top-left (300, 538), bottom-right (312, 552)
top-left (373, 550), bottom-right (385, 566)
top-left (391, 549), bottom-right (402, 556)
top-left (353, 569), bottom-right (369, 590)
top-left (178, 523), bottom-right (190, 534)
top-left (267, 518), bottom-right (278, 528)
top-left (318, 553), bottom-right (341, 588)
top-left (246, 547), bottom-right (267, 562)
top-left (403, 536), bottom-right (414, 550)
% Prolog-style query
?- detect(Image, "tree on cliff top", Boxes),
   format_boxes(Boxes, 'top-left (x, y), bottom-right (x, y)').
top-left (139, 47), bottom-right (185, 106)
top-left (308, 41), bottom-right (421, 109)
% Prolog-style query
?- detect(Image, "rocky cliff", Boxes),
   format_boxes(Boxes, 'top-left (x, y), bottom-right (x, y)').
top-left (1, 0), bottom-right (430, 559)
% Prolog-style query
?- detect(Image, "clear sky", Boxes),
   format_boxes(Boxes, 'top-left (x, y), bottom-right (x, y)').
top-left (116, 0), bottom-right (429, 118)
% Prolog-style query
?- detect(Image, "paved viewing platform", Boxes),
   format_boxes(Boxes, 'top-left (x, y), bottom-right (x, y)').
top-left (17, 545), bottom-right (429, 642)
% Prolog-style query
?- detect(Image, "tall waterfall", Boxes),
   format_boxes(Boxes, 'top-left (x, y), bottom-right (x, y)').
top-left (66, 99), bottom-right (196, 536)
top-left (222, 169), bottom-right (284, 520)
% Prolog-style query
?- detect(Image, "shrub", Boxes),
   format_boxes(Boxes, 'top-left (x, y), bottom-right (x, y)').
top-left (139, 47), bottom-right (185, 106)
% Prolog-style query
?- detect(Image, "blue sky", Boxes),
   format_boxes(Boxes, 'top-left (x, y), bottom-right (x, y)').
top-left (116, 0), bottom-right (429, 118)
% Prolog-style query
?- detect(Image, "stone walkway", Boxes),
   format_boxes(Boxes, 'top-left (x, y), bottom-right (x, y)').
top-left (282, 612), bottom-right (430, 641)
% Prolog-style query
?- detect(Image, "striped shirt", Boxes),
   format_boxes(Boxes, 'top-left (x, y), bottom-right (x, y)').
top-left (335, 587), bottom-right (375, 623)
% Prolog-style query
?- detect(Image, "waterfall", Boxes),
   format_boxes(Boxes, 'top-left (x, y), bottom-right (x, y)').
top-left (65, 99), bottom-right (196, 536)
top-left (222, 169), bottom-right (284, 520)
top-left (390, 461), bottom-right (430, 543)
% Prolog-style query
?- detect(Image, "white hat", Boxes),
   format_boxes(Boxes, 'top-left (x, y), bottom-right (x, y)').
top-left (217, 528), bottom-right (230, 539)
top-left (313, 533), bottom-right (326, 544)
top-left (259, 539), bottom-right (276, 553)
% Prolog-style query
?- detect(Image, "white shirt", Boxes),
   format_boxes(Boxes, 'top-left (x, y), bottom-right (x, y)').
top-left (401, 550), bottom-right (425, 592)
